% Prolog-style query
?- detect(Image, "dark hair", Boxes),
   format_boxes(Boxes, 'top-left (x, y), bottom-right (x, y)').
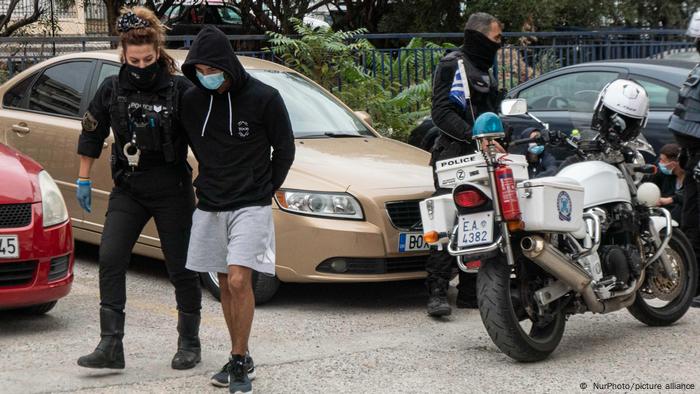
top-left (660, 143), bottom-right (681, 161)
top-left (464, 12), bottom-right (501, 35)
top-left (118, 6), bottom-right (177, 75)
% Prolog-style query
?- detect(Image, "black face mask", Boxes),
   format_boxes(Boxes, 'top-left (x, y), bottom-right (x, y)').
top-left (126, 62), bottom-right (160, 90)
top-left (462, 29), bottom-right (501, 72)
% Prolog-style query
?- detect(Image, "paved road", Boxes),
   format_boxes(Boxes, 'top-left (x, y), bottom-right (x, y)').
top-left (1, 243), bottom-right (699, 394)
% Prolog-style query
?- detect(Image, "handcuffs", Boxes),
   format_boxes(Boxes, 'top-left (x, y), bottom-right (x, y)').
top-left (123, 134), bottom-right (140, 167)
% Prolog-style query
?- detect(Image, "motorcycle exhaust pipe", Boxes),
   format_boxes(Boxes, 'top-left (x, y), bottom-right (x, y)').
top-left (521, 236), bottom-right (610, 313)
top-left (521, 236), bottom-right (592, 292)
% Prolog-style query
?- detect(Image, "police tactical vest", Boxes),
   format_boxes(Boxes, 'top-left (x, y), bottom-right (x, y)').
top-left (670, 64), bottom-right (700, 140)
top-left (110, 78), bottom-right (179, 166)
top-left (441, 49), bottom-right (498, 115)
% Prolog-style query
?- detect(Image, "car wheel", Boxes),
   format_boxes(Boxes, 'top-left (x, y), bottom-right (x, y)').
top-left (201, 272), bottom-right (222, 300)
top-left (20, 301), bottom-right (57, 315)
top-left (199, 271), bottom-right (281, 305)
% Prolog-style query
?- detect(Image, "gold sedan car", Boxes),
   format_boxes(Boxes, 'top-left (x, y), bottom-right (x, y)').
top-left (0, 50), bottom-right (434, 302)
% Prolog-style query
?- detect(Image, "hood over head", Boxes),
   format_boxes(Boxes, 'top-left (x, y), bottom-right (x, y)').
top-left (510, 126), bottom-right (541, 156)
top-left (519, 126), bottom-right (540, 140)
top-left (182, 25), bottom-right (249, 92)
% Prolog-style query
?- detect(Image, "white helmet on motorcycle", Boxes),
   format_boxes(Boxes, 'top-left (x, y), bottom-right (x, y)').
top-left (592, 79), bottom-right (649, 143)
top-left (687, 10), bottom-right (700, 37)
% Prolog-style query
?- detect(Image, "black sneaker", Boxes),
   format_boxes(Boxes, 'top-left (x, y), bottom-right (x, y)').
top-left (210, 352), bottom-right (255, 388)
top-left (229, 354), bottom-right (252, 394)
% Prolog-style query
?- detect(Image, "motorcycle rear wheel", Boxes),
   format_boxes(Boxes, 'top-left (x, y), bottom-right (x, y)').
top-left (627, 229), bottom-right (698, 326)
top-left (477, 254), bottom-right (566, 362)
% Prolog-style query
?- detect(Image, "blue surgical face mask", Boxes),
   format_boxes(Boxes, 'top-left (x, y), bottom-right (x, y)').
top-left (658, 162), bottom-right (673, 176)
top-left (196, 70), bottom-right (225, 90)
top-left (528, 145), bottom-right (545, 155)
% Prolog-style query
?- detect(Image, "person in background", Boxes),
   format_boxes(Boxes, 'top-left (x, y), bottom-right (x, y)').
top-left (666, 10), bottom-right (700, 308)
top-left (519, 127), bottom-right (558, 178)
top-left (646, 143), bottom-right (684, 223)
top-left (426, 12), bottom-right (504, 317)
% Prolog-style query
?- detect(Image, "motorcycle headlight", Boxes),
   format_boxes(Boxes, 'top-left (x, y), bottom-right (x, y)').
top-left (38, 170), bottom-right (69, 228)
top-left (274, 189), bottom-right (364, 220)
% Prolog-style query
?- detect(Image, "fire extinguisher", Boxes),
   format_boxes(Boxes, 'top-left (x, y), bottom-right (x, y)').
top-left (495, 164), bottom-right (522, 222)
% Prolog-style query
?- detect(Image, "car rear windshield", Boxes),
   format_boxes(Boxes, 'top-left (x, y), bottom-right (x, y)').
top-left (249, 70), bottom-right (374, 138)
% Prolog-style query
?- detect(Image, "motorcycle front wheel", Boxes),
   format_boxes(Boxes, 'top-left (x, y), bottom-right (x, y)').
top-left (477, 253), bottom-right (566, 362)
top-left (627, 228), bottom-right (698, 326)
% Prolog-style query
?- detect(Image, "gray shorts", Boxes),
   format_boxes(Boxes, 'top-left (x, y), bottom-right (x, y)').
top-left (186, 206), bottom-right (275, 275)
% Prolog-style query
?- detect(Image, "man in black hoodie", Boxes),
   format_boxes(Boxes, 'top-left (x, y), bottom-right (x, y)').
top-left (180, 26), bottom-right (295, 393)
top-left (426, 12), bottom-right (504, 317)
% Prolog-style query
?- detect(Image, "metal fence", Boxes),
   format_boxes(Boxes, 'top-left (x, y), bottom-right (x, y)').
top-left (0, 29), bottom-right (695, 91)
top-left (0, 0), bottom-right (76, 19)
top-left (85, 1), bottom-right (109, 35)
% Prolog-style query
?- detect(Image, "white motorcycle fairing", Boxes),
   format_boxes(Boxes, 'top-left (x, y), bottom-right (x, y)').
top-left (651, 216), bottom-right (679, 232)
top-left (419, 182), bottom-right (493, 245)
top-left (557, 161), bottom-right (631, 208)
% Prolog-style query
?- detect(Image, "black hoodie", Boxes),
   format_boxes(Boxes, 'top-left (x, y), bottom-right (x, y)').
top-left (181, 26), bottom-right (295, 212)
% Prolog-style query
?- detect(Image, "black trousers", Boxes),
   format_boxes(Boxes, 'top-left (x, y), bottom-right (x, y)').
top-left (99, 165), bottom-right (201, 313)
top-left (681, 155), bottom-right (700, 263)
top-left (424, 187), bottom-right (477, 297)
top-left (425, 248), bottom-right (477, 297)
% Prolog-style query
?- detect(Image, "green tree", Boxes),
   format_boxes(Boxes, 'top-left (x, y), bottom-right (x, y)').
top-left (267, 19), bottom-right (453, 140)
top-left (463, 0), bottom-right (700, 31)
top-left (0, 0), bottom-right (43, 37)
top-left (376, 0), bottom-right (463, 33)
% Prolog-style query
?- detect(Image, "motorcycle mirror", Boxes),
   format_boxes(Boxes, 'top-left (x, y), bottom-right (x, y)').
top-left (626, 137), bottom-right (656, 158)
top-left (500, 99), bottom-right (528, 116)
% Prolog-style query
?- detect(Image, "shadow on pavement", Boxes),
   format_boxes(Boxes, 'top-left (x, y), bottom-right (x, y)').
top-left (0, 310), bottom-right (67, 335)
top-left (269, 280), bottom-right (427, 310)
top-left (74, 242), bottom-right (429, 310)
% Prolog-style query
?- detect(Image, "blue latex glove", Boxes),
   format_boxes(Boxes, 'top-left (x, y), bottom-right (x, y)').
top-left (76, 179), bottom-right (92, 213)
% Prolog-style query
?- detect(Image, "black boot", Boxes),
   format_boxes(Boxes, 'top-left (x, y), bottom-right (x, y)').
top-left (77, 308), bottom-right (125, 369)
top-left (171, 311), bottom-right (201, 370)
top-left (427, 281), bottom-right (451, 317)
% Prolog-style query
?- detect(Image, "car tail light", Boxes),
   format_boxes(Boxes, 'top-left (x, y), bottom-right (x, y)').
top-left (454, 188), bottom-right (487, 208)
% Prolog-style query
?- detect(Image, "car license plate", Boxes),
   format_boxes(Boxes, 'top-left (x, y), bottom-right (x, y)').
top-left (458, 211), bottom-right (494, 248)
top-left (0, 235), bottom-right (19, 259)
top-left (399, 233), bottom-right (430, 252)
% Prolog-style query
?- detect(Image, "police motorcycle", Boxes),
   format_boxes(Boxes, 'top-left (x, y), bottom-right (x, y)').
top-left (419, 80), bottom-right (698, 362)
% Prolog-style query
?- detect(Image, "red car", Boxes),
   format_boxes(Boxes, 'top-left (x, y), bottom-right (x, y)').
top-left (0, 143), bottom-right (73, 314)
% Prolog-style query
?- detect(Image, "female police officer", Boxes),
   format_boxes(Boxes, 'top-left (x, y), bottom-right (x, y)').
top-left (75, 7), bottom-right (202, 370)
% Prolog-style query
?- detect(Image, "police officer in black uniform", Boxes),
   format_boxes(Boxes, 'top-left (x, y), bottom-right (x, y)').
top-left (426, 12), bottom-right (504, 316)
top-left (670, 11), bottom-right (700, 308)
top-left (76, 8), bottom-right (202, 369)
